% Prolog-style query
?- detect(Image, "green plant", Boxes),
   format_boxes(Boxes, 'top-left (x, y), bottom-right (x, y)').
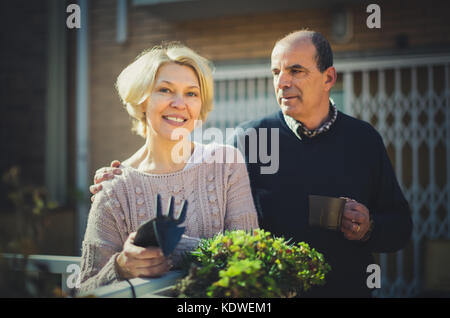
top-left (0, 166), bottom-right (61, 297)
top-left (1, 166), bottom-right (58, 254)
top-left (176, 229), bottom-right (331, 298)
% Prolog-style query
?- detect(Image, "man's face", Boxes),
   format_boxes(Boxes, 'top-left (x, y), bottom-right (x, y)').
top-left (271, 40), bottom-right (329, 122)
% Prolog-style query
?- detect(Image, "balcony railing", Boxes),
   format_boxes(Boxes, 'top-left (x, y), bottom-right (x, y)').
top-left (79, 271), bottom-right (183, 298)
top-left (2, 254), bottom-right (182, 297)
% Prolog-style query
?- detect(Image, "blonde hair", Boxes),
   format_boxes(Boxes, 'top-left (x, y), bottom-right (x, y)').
top-left (116, 43), bottom-right (214, 138)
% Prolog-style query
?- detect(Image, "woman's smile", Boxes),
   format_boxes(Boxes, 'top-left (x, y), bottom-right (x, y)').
top-left (162, 114), bottom-right (188, 127)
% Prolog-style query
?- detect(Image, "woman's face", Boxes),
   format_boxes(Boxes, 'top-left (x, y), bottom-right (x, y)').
top-left (144, 62), bottom-right (202, 141)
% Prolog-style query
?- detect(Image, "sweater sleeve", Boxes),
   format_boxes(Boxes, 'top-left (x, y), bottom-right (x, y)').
top-left (364, 133), bottom-right (413, 253)
top-left (224, 147), bottom-right (260, 231)
top-left (77, 189), bottom-right (124, 295)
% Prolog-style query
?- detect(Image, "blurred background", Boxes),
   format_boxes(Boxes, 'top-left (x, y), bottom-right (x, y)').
top-left (0, 0), bottom-right (449, 297)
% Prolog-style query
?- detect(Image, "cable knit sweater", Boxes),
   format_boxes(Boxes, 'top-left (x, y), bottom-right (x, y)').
top-left (78, 143), bottom-right (259, 294)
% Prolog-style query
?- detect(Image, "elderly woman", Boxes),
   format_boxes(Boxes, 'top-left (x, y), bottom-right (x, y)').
top-left (78, 44), bottom-right (259, 293)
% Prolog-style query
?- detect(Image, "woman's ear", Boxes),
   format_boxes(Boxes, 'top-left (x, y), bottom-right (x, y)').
top-left (138, 98), bottom-right (148, 116)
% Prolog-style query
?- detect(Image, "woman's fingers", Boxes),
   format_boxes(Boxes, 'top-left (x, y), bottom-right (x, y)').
top-left (128, 256), bottom-right (167, 269)
top-left (137, 260), bottom-right (171, 278)
top-left (117, 232), bottom-right (173, 279)
top-left (120, 253), bottom-right (170, 278)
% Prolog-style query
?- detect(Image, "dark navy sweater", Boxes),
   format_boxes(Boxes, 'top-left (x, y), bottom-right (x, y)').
top-left (231, 110), bottom-right (413, 297)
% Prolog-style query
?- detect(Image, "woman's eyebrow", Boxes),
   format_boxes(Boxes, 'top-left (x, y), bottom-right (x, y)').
top-left (159, 80), bottom-right (199, 89)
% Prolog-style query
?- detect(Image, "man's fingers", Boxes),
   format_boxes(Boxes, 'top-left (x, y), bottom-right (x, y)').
top-left (343, 209), bottom-right (366, 223)
top-left (346, 201), bottom-right (369, 214)
top-left (94, 167), bottom-right (108, 178)
top-left (90, 184), bottom-right (102, 195)
top-left (341, 219), bottom-right (360, 233)
top-left (111, 160), bottom-right (121, 168)
top-left (343, 231), bottom-right (358, 241)
top-left (94, 169), bottom-right (116, 184)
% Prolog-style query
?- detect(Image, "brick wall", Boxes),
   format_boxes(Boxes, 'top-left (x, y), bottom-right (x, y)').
top-left (0, 1), bottom-right (48, 199)
top-left (88, 0), bottom-right (450, 177)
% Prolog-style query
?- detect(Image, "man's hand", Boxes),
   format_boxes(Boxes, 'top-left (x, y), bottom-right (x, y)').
top-left (90, 160), bottom-right (122, 202)
top-left (340, 198), bottom-right (370, 241)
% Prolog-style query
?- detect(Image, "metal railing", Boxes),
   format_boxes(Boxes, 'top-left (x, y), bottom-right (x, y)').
top-left (2, 253), bottom-right (81, 295)
top-left (2, 253), bottom-right (182, 298)
top-left (79, 271), bottom-right (183, 298)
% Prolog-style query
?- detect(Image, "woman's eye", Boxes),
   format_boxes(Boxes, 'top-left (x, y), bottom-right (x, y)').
top-left (186, 92), bottom-right (198, 97)
top-left (159, 87), bottom-right (170, 93)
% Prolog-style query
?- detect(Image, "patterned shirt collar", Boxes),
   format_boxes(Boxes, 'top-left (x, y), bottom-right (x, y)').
top-left (283, 98), bottom-right (338, 140)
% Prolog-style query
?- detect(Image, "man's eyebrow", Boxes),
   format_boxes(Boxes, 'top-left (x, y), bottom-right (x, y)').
top-left (287, 64), bottom-right (308, 70)
top-left (271, 64), bottom-right (309, 72)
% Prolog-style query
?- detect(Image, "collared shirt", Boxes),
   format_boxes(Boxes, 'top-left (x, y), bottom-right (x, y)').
top-left (283, 98), bottom-right (338, 140)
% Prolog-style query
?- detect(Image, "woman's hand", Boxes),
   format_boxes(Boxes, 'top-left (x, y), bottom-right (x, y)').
top-left (115, 232), bottom-right (172, 279)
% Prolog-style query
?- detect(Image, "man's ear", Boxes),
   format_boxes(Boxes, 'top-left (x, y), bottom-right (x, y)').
top-left (323, 66), bottom-right (337, 91)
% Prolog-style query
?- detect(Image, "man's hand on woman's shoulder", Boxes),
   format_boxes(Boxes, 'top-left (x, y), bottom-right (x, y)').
top-left (90, 160), bottom-right (123, 202)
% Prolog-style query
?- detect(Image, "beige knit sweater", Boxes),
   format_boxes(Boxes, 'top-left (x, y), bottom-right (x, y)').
top-left (78, 143), bottom-right (259, 294)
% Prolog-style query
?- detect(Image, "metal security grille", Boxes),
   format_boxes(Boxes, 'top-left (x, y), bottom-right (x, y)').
top-left (206, 65), bottom-right (279, 131)
top-left (342, 55), bottom-right (450, 297)
top-left (208, 54), bottom-right (450, 297)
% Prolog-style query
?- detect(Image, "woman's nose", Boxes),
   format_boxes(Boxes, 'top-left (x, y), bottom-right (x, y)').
top-left (170, 95), bottom-right (186, 109)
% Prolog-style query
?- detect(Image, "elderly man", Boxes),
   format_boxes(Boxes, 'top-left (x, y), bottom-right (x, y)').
top-left (90, 30), bottom-right (412, 297)
top-left (230, 30), bottom-right (412, 297)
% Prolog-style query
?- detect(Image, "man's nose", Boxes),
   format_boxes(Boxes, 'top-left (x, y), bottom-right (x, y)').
top-left (276, 71), bottom-right (291, 90)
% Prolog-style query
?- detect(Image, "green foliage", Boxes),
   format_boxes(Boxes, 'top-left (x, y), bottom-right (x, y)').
top-left (1, 166), bottom-right (58, 254)
top-left (175, 229), bottom-right (331, 298)
top-left (0, 166), bottom-right (61, 297)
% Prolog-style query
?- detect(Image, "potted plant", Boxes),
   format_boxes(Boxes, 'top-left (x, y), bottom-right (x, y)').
top-left (175, 229), bottom-right (331, 298)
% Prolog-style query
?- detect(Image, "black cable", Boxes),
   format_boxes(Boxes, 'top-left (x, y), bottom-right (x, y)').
top-left (125, 279), bottom-right (136, 298)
